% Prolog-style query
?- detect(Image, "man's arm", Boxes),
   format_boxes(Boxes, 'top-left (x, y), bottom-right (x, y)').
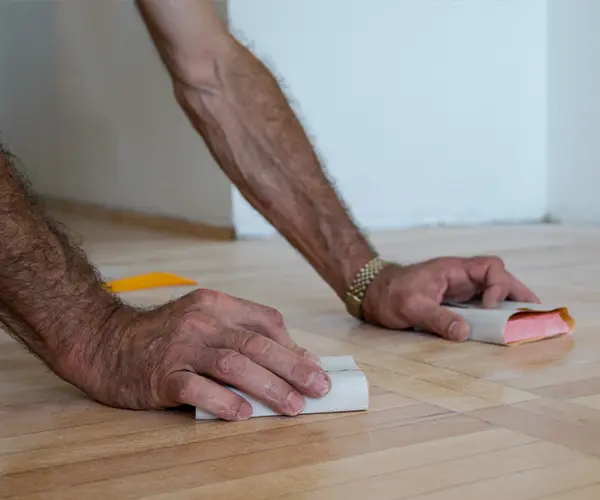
top-left (135, 0), bottom-right (377, 301)
top-left (0, 147), bottom-right (331, 416)
top-left (0, 148), bottom-right (122, 377)
top-left (135, 1), bottom-right (541, 342)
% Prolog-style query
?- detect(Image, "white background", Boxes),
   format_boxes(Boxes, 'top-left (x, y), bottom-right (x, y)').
top-left (0, 1), bottom-right (595, 238)
top-left (228, 0), bottom-right (547, 237)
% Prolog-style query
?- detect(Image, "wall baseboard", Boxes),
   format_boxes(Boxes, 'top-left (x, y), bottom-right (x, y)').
top-left (42, 197), bottom-right (236, 241)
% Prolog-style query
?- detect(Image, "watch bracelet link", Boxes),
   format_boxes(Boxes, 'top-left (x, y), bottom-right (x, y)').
top-left (344, 256), bottom-right (391, 319)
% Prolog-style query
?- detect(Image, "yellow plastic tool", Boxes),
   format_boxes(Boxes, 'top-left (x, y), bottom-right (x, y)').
top-left (106, 272), bottom-right (197, 293)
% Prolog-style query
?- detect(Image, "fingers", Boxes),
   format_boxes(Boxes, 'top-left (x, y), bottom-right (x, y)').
top-left (165, 371), bottom-right (253, 421)
top-left (198, 326), bottom-right (331, 416)
top-left (468, 256), bottom-right (540, 307)
top-left (506, 271), bottom-right (541, 303)
top-left (404, 295), bottom-right (471, 342)
top-left (234, 299), bottom-right (321, 363)
top-left (195, 289), bottom-right (321, 364)
top-left (174, 290), bottom-right (330, 417)
top-left (210, 328), bottom-right (331, 398)
top-left (480, 258), bottom-right (511, 307)
top-left (197, 348), bottom-right (311, 416)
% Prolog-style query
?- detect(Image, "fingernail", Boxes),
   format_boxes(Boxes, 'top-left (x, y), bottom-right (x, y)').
top-left (286, 392), bottom-right (306, 415)
top-left (236, 402), bottom-right (253, 420)
top-left (449, 321), bottom-right (469, 342)
top-left (308, 371), bottom-right (331, 396)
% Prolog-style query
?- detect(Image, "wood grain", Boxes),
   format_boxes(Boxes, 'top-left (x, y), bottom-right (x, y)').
top-left (2, 216), bottom-right (600, 498)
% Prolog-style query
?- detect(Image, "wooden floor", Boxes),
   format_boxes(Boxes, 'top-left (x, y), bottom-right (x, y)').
top-left (3, 213), bottom-right (600, 499)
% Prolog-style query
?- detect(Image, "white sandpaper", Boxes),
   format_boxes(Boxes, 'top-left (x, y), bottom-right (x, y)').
top-left (194, 355), bottom-right (369, 420)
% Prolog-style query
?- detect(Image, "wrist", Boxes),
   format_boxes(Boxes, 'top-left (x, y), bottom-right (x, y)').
top-left (46, 293), bottom-right (133, 383)
top-left (342, 255), bottom-right (393, 320)
top-left (336, 246), bottom-right (379, 299)
top-left (360, 262), bottom-right (404, 325)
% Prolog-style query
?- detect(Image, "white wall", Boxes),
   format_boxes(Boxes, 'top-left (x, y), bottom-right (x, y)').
top-left (1, 0), bottom-right (232, 228)
top-left (0, 0), bottom-right (57, 187)
top-left (0, 10), bottom-right (7, 130)
top-left (547, 1), bottom-right (600, 224)
top-left (2, 0), bottom-right (564, 237)
top-left (228, 0), bottom-right (548, 237)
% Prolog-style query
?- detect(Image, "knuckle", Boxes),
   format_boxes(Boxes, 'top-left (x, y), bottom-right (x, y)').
top-left (239, 332), bottom-right (272, 359)
top-left (215, 349), bottom-right (246, 376)
top-left (289, 361), bottom-right (313, 387)
top-left (488, 254), bottom-right (505, 267)
top-left (175, 382), bottom-right (193, 405)
top-left (164, 374), bottom-right (193, 405)
top-left (476, 254), bottom-right (504, 269)
top-left (194, 288), bottom-right (222, 309)
top-left (176, 312), bottom-right (217, 341)
top-left (264, 306), bottom-right (285, 329)
top-left (178, 313), bottom-right (203, 336)
top-left (431, 256), bottom-right (456, 269)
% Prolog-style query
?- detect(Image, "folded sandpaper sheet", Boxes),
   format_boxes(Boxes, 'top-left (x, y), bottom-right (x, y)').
top-left (443, 300), bottom-right (575, 346)
top-left (195, 355), bottom-right (370, 420)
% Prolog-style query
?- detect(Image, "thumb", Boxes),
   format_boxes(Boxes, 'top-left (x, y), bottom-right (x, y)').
top-left (408, 297), bottom-right (471, 342)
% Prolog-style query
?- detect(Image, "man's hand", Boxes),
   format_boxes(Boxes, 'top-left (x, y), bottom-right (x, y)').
top-left (0, 148), bottom-right (328, 421)
top-left (64, 288), bottom-right (330, 421)
top-left (361, 256), bottom-right (541, 342)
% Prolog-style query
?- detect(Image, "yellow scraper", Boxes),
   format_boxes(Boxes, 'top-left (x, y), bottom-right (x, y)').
top-left (106, 272), bottom-right (197, 293)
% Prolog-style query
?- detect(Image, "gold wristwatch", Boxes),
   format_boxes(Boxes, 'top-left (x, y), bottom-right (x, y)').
top-left (344, 256), bottom-right (390, 320)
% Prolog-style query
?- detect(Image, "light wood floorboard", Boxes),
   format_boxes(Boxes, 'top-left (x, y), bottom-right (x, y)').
top-left (2, 216), bottom-right (600, 499)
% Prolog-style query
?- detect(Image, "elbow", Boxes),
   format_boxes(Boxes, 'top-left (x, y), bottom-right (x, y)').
top-left (172, 69), bottom-right (222, 135)
top-left (169, 36), bottom-right (242, 128)
top-left (173, 57), bottom-right (223, 99)
top-left (170, 34), bottom-right (239, 97)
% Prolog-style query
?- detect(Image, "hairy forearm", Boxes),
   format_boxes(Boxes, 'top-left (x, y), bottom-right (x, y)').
top-left (0, 148), bottom-right (123, 376)
top-left (174, 41), bottom-right (377, 298)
